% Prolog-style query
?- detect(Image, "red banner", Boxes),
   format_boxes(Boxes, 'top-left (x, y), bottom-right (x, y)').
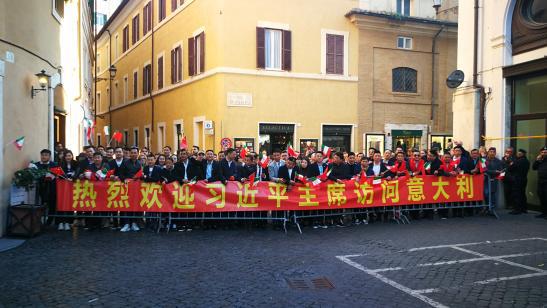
top-left (56, 175), bottom-right (484, 212)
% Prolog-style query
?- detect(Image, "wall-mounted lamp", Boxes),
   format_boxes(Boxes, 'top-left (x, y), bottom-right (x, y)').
top-left (31, 70), bottom-right (51, 99)
top-left (95, 65), bottom-right (117, 82)
top-left (433, 0), bottom-right (442, 15)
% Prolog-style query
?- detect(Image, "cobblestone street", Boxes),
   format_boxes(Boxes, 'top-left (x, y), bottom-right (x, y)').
top-left (1, 210), bottom-right (546, 307)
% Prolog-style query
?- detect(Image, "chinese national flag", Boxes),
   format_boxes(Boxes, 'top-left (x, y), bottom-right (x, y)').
top-left (248, 172), bottom-right (256, 186)
top-left (179, 135), bottom-right (188, 149)
top-left (359, 169), bottom-right (367, 184)
top-left (112, 131), bottom-right (123, 143)
top-left (318, 166), bottom-right (329, 181)
top-left (240, 145), bottom-right (248, 159)
top-left (49, 166), bottom-right (65, 177)
top-left (106, 169), bottom-right (115, 178)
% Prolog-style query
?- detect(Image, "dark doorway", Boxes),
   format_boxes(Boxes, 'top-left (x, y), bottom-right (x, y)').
top-left (259, 123), bottom-right (294, 154)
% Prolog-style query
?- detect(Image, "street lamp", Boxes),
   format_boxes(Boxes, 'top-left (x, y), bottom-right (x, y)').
top-left (95, 65), bottom-right (117, 81)
top-left (433, 0), bottom-right (442, 15)
top-left (31, 70), bottom-right (50, 98)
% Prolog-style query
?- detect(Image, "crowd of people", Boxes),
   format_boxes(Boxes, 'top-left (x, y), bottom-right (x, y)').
top-left (33, 141), bottom-right (547, 232)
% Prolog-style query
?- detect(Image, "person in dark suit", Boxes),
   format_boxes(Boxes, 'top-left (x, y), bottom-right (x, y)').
top-left (509, 149), bottom-right (530, 215)
top-left (327, 152), bottom-right (351, 182)
top-left (308, 151), bottom-right (328, 178)
top-left (83, 152), bottom-right (109, 176)
top-left (297, 157), bottom-right (311, 179)
top-left (238, 154), bottom-right (257, 182)
top-left (161, 157), bottom-right (178, 183)
top-left (60, 150), bottom-right (79, 179)
top-left (142, 155), bottom-right (163, 183)
top-left (37, 149), bottom-right (58, 224)
top-left (468, 149), bottom-right (484, 175)
top-left (452, 145), bottom-right (471, 174)
top-left (219, 148), bottom-right (238, 183)
top-left (174, 149), bottom-right (201, 183)
top-left (278, 157), bottom-right (298, 188)
top-left (347, 152), bottom-right (362, 176)
top-left (424, 150), bottom-right (442, 175)
top-left (120, 147), bottom-right (142, 180)
top-left (367, 152), bottom-right (390, 178)
top-left (203, 150), bottom-right (222, 182)
top-left (108, 146), bottom-right (126, 180)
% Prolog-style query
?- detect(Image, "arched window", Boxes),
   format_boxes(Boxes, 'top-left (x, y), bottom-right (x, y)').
top-left (392, 67), bottom-right (417, 93)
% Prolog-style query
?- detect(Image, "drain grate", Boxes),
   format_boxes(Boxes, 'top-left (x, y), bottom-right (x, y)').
top-left (286, 277), bottom-right (335, 290)
top-left (312, 277), bottom-right (335, 289)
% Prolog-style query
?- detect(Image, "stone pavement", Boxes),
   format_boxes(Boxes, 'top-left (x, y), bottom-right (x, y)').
top-left (0, 210), bottom-right (546, 307)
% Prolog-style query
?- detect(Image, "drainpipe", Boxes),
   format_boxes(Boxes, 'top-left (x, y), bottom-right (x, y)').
top-left (473, 0), bottom-right (486, 146)
top-left (150, 2), bottom-right (156, 150)
top-left (430, 25), bottom-right (444, 146)
top-left (106, 29), bottom-right (112, 132)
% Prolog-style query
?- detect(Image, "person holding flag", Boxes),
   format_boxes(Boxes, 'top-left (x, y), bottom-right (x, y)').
top-left (267, 149), bottom-right (285, 183)
top-left (469, 149), bottom-right (486, 175)
top-left (60, 150), bottom-right (79, 179)
top-left (388, 152), bottom-right (410, 178)
top-left (238, 154), bottom-right (257, 182)
top-left (219, 148), bottom-right (239, 184)
top-left (366, 152), bottom-right (391, 179)
top-left (452, 145), bottom-right (471, 174)
top-left (327, 152), bottom-right (351, 183)
top-left (347, 152), bottom-right (361, 176)
top-left (83, 152), bottom-right (110, 181)
top-left (308, 151), bottom-right (327, 178)
top-left (424, 150), bottom-right (442, 175)
top-left (278, 157), bottom-right (298, 189)
top-left (257, 153), bottom-right (270, 181)
top-left (121, 147), bottom-right (142, 181)
top-left (436, 153), bottom-right (458, 177)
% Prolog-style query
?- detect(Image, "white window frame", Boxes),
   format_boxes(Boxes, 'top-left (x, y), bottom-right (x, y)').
top-left (114, 33), bottom-right (119, 59)
top-left (123, 129), bottom-right (129, 146)
top-left (320, 29), bottom-right (349, 76)
top-left (173, 119), bottom-right (184, 151)
top-left (97, 52), bottom-right (101, 72)
top-left (396, 0), bottom-right (412, 16)
top-left (157, 122), bottom-right (166, 153)
top-left (144, 124), bottom-right (151, 149)
top-left (397, 36), bottom-right (413, 50)
top-left (172, 41), bottom-right (183, 82)
top-left (51, 0), bottom-right (63, 23)
top-left (123, 74), bottom-right (128, 103)
top-left (133, 127), bottom-right (139, 147)
top-left (132, 68), bottom-right (138, 99)
top-left (264, 28), bottom-right (283, 71)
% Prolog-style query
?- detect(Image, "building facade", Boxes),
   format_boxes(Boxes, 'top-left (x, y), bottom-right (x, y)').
top-left (453, 0), bottom-right (546, 208)
top-left (348, 10), bottom-right (457, 153)
top-left (94, 0), bottom-right (360, 155)
top-left (0, 0), bottom-right (93, 235)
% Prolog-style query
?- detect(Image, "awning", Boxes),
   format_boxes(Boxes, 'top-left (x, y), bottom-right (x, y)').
top-left (391, 129), bottom-right (422, 137)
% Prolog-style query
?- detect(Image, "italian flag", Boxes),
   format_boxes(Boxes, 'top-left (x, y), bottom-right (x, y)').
top-left (287, 143), bottom-right (299, 158)
top-left (309, 177), bottom-right (322, 186)
top-left (96, 168), bottom-right (109, 181)
top-left (295, 172), bottom-right (306, 182)
top-left (424, 161), bottom-right (431, 172)
top-left (496, 171), bottom-right (505, 180)
top-left (318, 166), bottom-right (330, 181)
top-left (322, 145), bottom-right (332, 159)
top-left (240, 145), bottom-right (248, 159)
top-left (479, 158), bottom-right (486, 173)
top-left (13, 136), bottom-right (25, 151)
top-left (188, 176), bottom-right (198, 185)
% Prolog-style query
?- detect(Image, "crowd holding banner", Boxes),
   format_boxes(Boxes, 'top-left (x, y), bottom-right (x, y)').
top-left (30, 140), bottom-right (547, 232)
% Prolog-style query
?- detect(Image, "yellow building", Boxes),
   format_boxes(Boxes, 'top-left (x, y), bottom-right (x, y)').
top-left (94, 0), bottom-right (360, 154)
top-left (0, 0), bottom-right (93, 235)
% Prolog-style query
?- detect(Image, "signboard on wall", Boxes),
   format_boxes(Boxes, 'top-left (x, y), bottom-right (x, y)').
top-left (227, 92), bottom-right (252, 107)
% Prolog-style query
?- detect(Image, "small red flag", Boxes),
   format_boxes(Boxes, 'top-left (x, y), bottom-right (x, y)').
top-left (240, 145), bottom-right (248, 159)
top-left (180, 135), bottom-right (188, 149)
top-left (287, 144), bottom-right (299, 158)
top-left (49, 166), bottom-right (65, 177)
top-left (248, 172), bottom-right (256, 186)
top-left (112, 131), bottom-right (123, 143)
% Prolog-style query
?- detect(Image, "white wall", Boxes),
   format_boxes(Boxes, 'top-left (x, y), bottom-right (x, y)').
top-left (358, 0), bottom-right (437, 19)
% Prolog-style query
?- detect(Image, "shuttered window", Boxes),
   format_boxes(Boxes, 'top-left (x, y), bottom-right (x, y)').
top-left (143, 2), bottom-right (152, 35)
top-left (158, 56), bottom-right (164, 89)
top-left (256, 27), bottom-right (291, 71)
top-left (122, 25), bottom-right (129, 52)
top-left (133, 71), bottom-right (138, 98)
top-left (188, 32), bottom-right (205, 76)
top-left (158, 0), bottom-right (166, 21)
top-left (143, 64), bottom-right (152, 95)
top-left (132, 15), bottom-right (140, 45)
top-left (171, 46), bottom-right (182, 83)
top-left (171, 0), bottom-right (178, 12)
top-left (326, 34), bottom-right (344, 75)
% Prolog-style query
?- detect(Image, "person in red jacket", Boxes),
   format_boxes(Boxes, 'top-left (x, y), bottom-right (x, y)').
top-left (408, 149), bottom-right (425, 177)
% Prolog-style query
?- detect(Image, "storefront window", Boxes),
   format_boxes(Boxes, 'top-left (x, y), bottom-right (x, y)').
top-left (322, 125), bottom-right (352, 152)
top-left (511, 73), bottom-right (547, 208)
top-left (391, 129), bottom-right (422, 151)
top-left (234, 138), bottom-right (255, 153)
top-left (430, 135), bottom-right (452, 152)
top-left (259, 123), bottom-right (294, 154)
top-left (365, 134), bottom-right (385, 153)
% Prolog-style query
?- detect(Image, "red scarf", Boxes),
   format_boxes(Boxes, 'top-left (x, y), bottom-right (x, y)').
top-left (409, 159), bottom-right (424, 174)
top-left (440, 161), bottom-right (455, 173)
top-left (391, 161), bottom-right (408, 175)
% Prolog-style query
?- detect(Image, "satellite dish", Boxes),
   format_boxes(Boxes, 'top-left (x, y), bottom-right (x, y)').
top-left (446, 70), bottom-right (465, 88)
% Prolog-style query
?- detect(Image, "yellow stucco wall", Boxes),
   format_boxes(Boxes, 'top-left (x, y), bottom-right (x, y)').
top-left (94, 0), bottom-right (359, 152)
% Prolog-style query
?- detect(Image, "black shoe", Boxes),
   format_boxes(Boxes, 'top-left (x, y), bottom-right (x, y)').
top-left (535, 213), bottom-right (547, 219)
top-left (509, 210), bottom-right (522, 215)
